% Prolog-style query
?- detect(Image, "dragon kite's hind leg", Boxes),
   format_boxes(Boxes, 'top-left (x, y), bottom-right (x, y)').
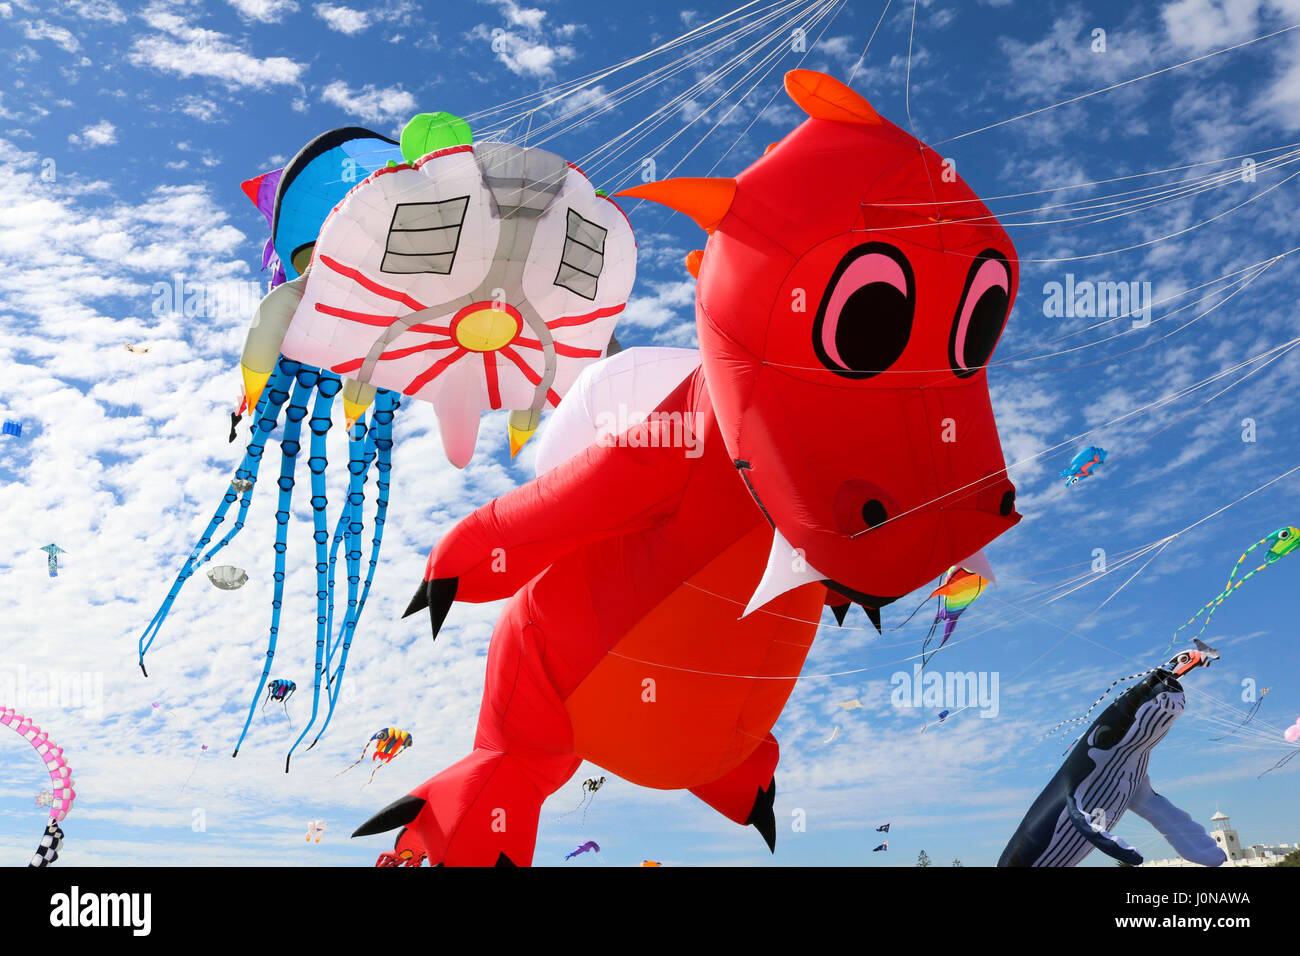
top-left (354, 599), bottom-right (580, 866)
top-left (689, 732), bottom-right (779, 853)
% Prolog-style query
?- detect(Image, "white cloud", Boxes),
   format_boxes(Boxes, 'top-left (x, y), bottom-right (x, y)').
top-left (22, 19), bottom-right (80, 53)
top-left (63, 0), bottom-right (127, 23)
top-left (68, 119), bottom-right (117, 147)
top-left (473, 1), bottom-right (575, 79)
top-left (1162, 0), bottom-right (1263, 53)
top-left (492, 0), bottom-right (546, 32)
top-left (314, 2), bottom-right (369, 34)
top-left (227, 0), bottom-right (299, 22)
top-left (175, 95), bottom-right (223, 123)
top-left (319, 80), bottom-right (416, 123)
top-left (129, 13), bottom-right (306, 89)
top-left (621, 277), bottom-right (695, 335)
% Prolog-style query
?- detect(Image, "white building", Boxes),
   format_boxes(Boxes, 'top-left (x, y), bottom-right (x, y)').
top-left (1140, 808), bottom-right (1299, 867)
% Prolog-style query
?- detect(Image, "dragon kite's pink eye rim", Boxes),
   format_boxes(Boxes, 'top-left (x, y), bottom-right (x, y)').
top-left (812, 242), bottom-right (916, 380)
top-left (949, 249), bottom-right (1012, 379)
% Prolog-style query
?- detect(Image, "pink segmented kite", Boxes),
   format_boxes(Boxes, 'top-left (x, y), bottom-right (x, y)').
top-left (1, 708), bottom-right (76, 867)
top-left (1, 708), bottom-right (75, 820)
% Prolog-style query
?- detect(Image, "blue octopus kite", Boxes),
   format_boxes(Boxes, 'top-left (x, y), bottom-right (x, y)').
top-left (139, 361), bottom-right (399, 769)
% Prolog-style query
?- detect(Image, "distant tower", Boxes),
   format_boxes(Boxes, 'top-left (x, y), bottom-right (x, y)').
top-left (1210, 807), bottom-right (1242, 861)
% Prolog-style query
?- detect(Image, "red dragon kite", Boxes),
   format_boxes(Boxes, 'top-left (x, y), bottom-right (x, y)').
top-left (355, 70), bottom-right (1022, 866)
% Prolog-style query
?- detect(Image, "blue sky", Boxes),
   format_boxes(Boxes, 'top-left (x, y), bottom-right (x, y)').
top-left (1, 0), bottom-right (1299, 868)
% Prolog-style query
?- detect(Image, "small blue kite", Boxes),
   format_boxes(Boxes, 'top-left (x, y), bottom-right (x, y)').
top-left (1061, 446), bottom-right (1107, 486)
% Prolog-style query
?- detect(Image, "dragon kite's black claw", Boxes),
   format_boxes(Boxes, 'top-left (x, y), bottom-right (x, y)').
top-left (745, 777), bottom-right (777, 853)
top-left (403, 577), bottom-right (458, 642)
top-left (403, 579), bottom-right (429, 618)
top-left (353, 794), bottom-right (427, 838)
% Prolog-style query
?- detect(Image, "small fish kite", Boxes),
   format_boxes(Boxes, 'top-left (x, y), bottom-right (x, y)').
top-left (1061, 445), bottom-right (1107, 486)
top-left (2, 420), bottom-right (21, 437)
top-left (338, 728), bottom-right (413, 786)
top-left (1211, 687), bottom-right (1271, 741)
top-left (641, 859), bottom-right (662, 867)
top-left (124, 344), bottom-right (152, 355)
top-left (207, 565), bottom-right (249, 590)
top-left (838, 699), bottom-right (863, 711)
top-left (1172, 526), bottom-right (1299, 647)
top-left (306, 820), bottom-right (328, 843)
top-left (565, 840), bottom-right (600, 860)
top-left (876, 823), bottom-right (890, 833)
top-left (39, 544), bottom-right (65, 578)
top-left (873, 841), bottom-right (887, 852)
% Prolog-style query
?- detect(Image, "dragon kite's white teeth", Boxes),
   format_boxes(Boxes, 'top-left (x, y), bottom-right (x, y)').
top-left (958, 548), bottom-right (996, 585)
top-left (742, 528), bottom-right (828, 618)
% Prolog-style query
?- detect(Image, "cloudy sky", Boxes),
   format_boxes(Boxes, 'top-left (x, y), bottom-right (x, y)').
top-left (2, 0), bottom-right (1299, 869)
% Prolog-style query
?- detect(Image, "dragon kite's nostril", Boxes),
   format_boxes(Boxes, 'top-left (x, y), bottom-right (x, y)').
top-left (861, 499), bottom-right (888, 528)
top-left (834, 481), bottom-right (896, 534)
top-left (999, 488), bottom-right (1016, 517)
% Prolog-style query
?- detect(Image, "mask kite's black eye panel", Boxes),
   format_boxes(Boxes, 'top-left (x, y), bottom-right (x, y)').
top-left (556, 208), bottom-right (607, 300)
top-left (381, 197), bottom-right (470, 275)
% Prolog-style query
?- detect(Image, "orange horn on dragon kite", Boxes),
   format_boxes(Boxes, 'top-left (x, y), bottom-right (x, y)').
top-left (372, 69), bottom-right (1020, 866)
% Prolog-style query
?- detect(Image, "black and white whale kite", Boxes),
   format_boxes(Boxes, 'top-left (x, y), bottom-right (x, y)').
top-left (999, 641), bottom-right (1226, 867)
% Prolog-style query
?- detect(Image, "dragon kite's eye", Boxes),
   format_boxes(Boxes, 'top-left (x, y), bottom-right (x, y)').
top-left (812, 242), bottom-right (915, 379)
top-left (950, 249), bottom-right (1011, 378)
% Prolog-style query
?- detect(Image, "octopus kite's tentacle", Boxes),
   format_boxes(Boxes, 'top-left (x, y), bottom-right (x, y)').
top-left (336, 430), bottom-right (367, 684)
top-left (353, 393), bottom-right (399, 627)
top-left (138, 360), bottom-right (294, 674)
top-left (233, 365), bottom-right (314, 757)
top-left (285, 373), bottom-right (341, 769)
top-left (310, 391), bottom-right (399, 750)
top-left (325, 421), bottom-right (372, 679)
